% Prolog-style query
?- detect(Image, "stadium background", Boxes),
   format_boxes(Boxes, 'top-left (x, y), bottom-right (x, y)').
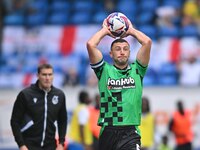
top-left (0, 0), bottom-right (200, 149)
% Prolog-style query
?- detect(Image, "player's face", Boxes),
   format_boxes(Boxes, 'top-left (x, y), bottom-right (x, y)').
top-left (110, 42), bottom-right (130, 67)
top-left (37, 68), bottom-right (54, 91)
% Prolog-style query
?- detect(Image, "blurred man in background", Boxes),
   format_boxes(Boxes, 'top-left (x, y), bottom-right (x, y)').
top-left (10, 63), bottom-right (67, 150)
top-left (169, 100), bottom-right (193, 150)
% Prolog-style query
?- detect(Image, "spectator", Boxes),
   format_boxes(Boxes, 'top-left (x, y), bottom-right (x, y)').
top-left (140, 96), bottom-right (155, 150)
top-left (178, 54), bottom-right (200, 86)
top-left (156, 6), bottom-right (177, 28)
top-left (94, 0), bottom-right (117, 13)
top-left (183, 0), bottom-right (200, 27)
top-left (181, 14), bottom-right (196, 27)
top-left (157, 0), bottom-right (183, 27)
top-left (104, 0), bottom-right (117, 13)
top-left (10, 0), bottom-right (28, 14)
top-left (68, 90), bottom-right (93, 150)
top-left (169, 100), bottom-right (193, 150)
top-left (63, 67), bottom-right (79, 87)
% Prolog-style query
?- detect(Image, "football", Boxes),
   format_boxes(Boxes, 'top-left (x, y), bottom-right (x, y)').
top-left (106, 12), bottom-right (129, 37)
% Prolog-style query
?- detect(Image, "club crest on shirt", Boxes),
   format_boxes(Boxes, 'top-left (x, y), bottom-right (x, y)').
top-left (52, 96), bottom-right (59, 105)
top-left (33, 98), bottom-right (37, 103)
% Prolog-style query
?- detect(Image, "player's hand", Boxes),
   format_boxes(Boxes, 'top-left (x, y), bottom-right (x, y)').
top-left (19, 145), bottom-right (28, 150)
top-left (120, 19), bottom-right (134, 38)
top-left (102, 19), bottom-right (116, 38)
top-left (56, 143), bottom-right (64, 150)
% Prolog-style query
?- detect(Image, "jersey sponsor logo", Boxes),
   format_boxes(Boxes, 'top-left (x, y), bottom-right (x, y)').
top-left (107, 77), bottom-right (135, 90)
top-left (52, 96), bottom-right (58, 105)
top-left (33, 98), bottom-right (37, 103)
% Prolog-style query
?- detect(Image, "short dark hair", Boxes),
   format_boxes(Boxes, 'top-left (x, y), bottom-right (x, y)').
top-left (142, 96), bottom-right (150, 113)
top-left (37, 64), bottom-right (53, 74)
top-left (177, 100), bottom-right (184, 115)
top-left (110, 38), bottom-right (129, 50)
top-left (79, 90), bottom-right (89, 104)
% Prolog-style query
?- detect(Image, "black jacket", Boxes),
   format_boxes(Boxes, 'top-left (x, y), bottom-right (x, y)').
top-left (10, 81), bottom-right (67, 149)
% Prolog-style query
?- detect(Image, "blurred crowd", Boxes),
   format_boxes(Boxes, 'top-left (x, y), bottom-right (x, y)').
top-left (0, 0), bottom-right (200, 29)
top-left (0, 0), bottom-right (200, 88)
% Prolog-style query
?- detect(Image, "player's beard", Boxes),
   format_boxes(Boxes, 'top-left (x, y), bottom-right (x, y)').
top-left (113, 57), bottom-right (128, 67)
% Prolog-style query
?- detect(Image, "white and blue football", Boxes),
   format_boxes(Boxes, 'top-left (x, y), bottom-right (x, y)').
top-left (106, 12), bottom-right (129, 37)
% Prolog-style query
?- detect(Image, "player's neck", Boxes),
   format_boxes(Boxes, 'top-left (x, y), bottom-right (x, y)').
top-left (114, 64), bottom-right (128, 70)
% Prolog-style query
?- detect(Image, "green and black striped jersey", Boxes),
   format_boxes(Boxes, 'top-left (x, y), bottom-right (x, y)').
top-left (91, 59), bottom-right (147, 127)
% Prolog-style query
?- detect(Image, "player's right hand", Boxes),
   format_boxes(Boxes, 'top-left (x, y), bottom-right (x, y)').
top-left (102, 19), bottom-right (116, 38)
top-left (20, 145), bottom-right (28, 150)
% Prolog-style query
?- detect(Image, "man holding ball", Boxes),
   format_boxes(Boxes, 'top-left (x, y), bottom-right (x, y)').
top-left (86, 12), bottom-right (152, 150)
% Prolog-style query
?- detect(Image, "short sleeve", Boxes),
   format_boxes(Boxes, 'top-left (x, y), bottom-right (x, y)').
top-left (135, 60), bottom-right (148, 77)
top-left (90, 59), bottom-right (105, 80)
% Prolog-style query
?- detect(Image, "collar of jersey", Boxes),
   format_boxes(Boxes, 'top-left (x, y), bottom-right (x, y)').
top-left (113, 64), bottom-right (131, 72)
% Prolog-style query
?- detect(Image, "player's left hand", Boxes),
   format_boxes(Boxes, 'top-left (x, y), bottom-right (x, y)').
top-left (56, 144), bottom-right (64, 150)
top-left (120, 19), bottom-right (134, 38)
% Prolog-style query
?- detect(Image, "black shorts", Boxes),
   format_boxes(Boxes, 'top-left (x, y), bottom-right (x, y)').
top-left (99, 125), bottom-right (141, 150)
top-left (176, 142), bottom-right (192, 150)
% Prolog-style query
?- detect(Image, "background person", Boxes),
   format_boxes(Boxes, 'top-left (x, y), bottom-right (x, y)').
top-left (10, 63), bottom-right (67, 150)
top-left (140, 96), bottom-right (155, 150)
top-left (68, 90), bottom-right (93, 150)
top-left (169, 100), bottom-right (193, 150)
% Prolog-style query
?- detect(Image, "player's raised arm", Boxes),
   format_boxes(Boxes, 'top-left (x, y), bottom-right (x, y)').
top-left (123, 21), bottom-right (152, 66)
top-left (86, 20), bottom-right (114, 64)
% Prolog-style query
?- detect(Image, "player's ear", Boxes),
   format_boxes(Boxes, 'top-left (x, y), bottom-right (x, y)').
top-left (109, 50), bottom-right (113, 58)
